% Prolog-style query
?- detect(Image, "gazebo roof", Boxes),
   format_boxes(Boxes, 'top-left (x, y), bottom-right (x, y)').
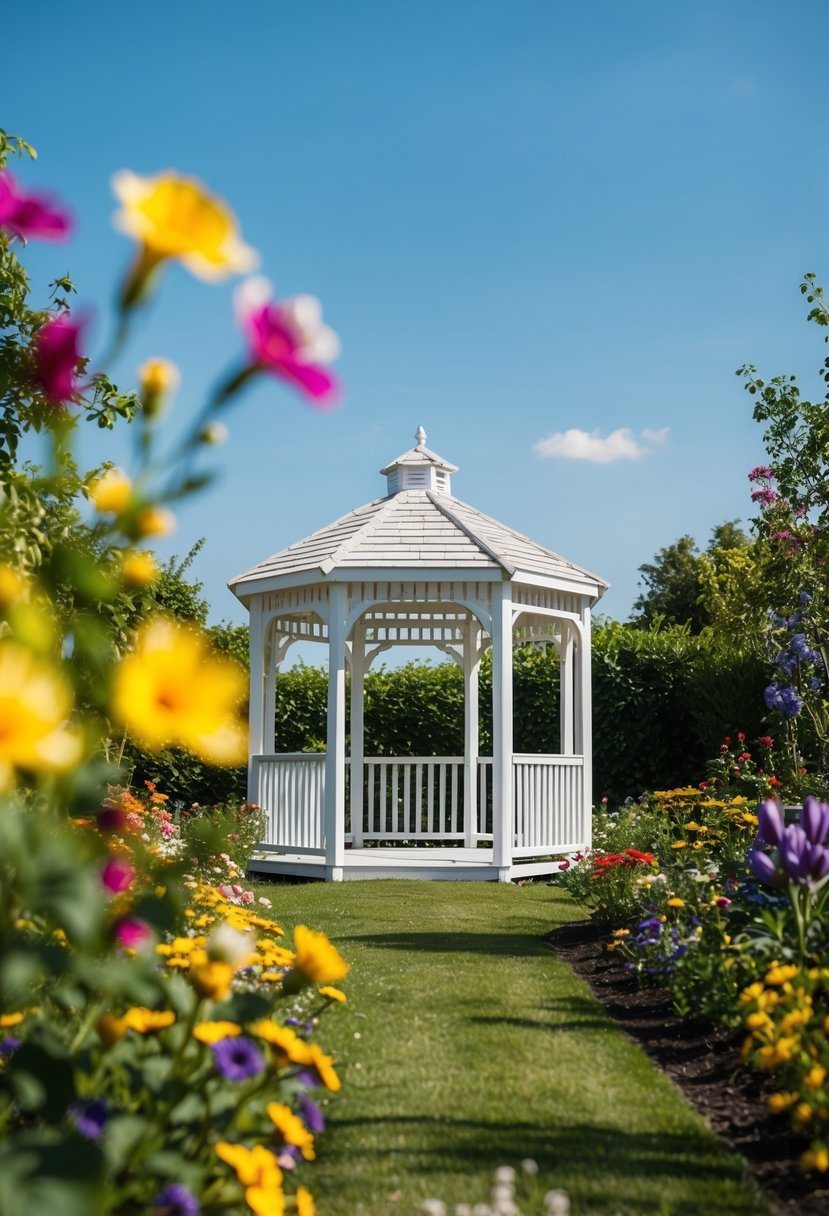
top-left (229, 429), bottom-right (608, 601)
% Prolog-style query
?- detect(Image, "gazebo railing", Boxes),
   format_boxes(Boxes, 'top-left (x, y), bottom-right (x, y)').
top-left (251, 752), bottom-right (585, 856)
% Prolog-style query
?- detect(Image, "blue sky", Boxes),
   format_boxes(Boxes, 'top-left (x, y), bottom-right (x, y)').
top-left (6, 0), bottom-right (829, 639)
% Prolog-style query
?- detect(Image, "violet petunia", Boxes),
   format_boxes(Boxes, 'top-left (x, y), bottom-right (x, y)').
top-left (298, 1092), bottom-right (326, 1132)
top-left (70, 1098), bottom-right (109, 1141)
top-left (0, 171), bottom-right (71, 241)
top-left (234, 276), bottom-right (340, 407)
top-left (32, 314), bottom-right (85, 404)
top-left (153, 1184), bottom-right (200, 1216)
top-left (748, 847), bottom-right (782, 888)
top-left (211, 1035), bottom-right (265, 1082)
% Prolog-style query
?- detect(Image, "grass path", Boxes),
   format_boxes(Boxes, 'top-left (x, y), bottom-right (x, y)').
top-left (254, 879), bottom-right (770, 1216)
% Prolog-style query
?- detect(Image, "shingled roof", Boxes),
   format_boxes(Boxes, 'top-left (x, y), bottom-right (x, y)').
top-left (229, 488), bottom-right (607, 599)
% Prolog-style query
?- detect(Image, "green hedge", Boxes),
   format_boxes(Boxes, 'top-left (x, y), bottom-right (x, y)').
top-left (127, 623), bottom-right (769, 806)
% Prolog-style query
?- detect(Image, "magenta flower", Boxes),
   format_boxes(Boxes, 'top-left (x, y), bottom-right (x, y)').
top-left (0, 171), bottom-right (71, 241)
top-left (32, 314), bottom-right (85, 404)
top-left (234, 277), bottom-right (340, 407)
top-left (751, 486), bottom-right (779, 508)
top-left (102, 857), bottom-right (135, 894)
top-left (115, 916), bottom-right (152, 950)
top-left (747, 465), bottom-right (774, 482)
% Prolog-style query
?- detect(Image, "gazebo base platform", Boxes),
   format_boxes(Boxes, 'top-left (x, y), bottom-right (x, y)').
top-left (248, 847), bottom-right (564, 883)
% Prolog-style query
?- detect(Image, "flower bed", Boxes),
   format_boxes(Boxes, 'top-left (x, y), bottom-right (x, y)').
top-left (556, 742), bottom-right (829, 1186)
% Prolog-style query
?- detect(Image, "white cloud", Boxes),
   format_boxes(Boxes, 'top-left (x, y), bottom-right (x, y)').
top-left (533, 426), bottom-right (670, 464)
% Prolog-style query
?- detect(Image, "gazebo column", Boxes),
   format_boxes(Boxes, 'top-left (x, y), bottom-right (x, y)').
top-left (559, 620), bottom-right (575, 755)
top-left (349, 622), bottom-right (366, 848)
top-left (491, 585), bottom-right (514, 880)
top-left (573, 605), bottom-right (593, 850)
top-left (463, 619), bottom-right (481, 848)
top-left (247, 599), bottom-right (266, 804)
top-left (324, 583), bottom-right (348, 879)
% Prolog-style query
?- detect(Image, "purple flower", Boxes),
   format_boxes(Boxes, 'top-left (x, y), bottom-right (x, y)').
top-left (748, 848), bottom-right (783, 888)
top-left (298, 1093), bottom-right (326, 1132)
top-left (758, 800), bottom-right (785, 847)
top-left (764, 684), bottom-right (804, 716)
top-left (0, 171), bottom-right (72, 241)
top-left (0, 1037), bottom-right (21, 1058)
top-left (800, 796), bottom-right (829, 846)
top-left (70, 1099), bottom-right (108, 1141)
top-left (748, 466), bottom-right (775, 482)
top-left (154, 1184), bottom-right (200, 1216)
top-left (751, 486), bottom-right (779, 507)
top-left (780, 825), bottom-right (829, 885)
top-left (32, 314), bottom-right (85, 404)
top-left (211, 1035), bottom-right (265, 1081)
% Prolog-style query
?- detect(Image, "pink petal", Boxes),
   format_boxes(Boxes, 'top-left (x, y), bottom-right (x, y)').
top-left (272, 357), bottom-right (341, 408)
top-left (32, 314), bottom-right (85, 404)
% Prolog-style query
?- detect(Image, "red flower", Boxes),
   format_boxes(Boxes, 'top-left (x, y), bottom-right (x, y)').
top-left (759, 736), bottom-right (774, 748)
top-left (698, 781), bottom-right (709, 790)
top-left (737, 732), bottom-right (746, 742)
top-left (558, 859), bottom-right (570, 871)
top-left (0, 170), bottom-right (71, 241)
top-left (32, 314), bottom-right (85, 403)
top-left (739, 752), bottom-right (751, 762)
top-left (769, 776), bottom-right (782, 787)
top-left (725, 736), bottom-right (732, 745)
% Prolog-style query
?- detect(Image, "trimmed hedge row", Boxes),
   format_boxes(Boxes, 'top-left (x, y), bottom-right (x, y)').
top-left (130, 622), bottom-right (769, 806)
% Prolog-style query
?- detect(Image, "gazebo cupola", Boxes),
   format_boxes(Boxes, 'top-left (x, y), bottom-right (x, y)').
top-left (230, 427), bottom-right (608, 883)
top-left (380, 425), bottom-right (458, 496)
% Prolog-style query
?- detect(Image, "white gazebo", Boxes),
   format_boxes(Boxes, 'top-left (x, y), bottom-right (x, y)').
top-left (229, 428), bottom-right (607, 882)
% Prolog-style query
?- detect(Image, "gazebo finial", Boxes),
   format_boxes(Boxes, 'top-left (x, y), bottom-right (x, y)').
top-left (415, 425), bottom-right (427, 447)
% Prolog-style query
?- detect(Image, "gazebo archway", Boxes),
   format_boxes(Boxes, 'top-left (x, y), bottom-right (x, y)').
top-left (230, 429), bottom-right (607, 881)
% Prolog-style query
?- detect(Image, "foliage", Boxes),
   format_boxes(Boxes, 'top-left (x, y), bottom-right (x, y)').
top-left (736, 274), bottom-right (829, 785)
top-left (0, 131), bottom-right (346, 1214)
top-left (631, 521), bottom-right (749, 632)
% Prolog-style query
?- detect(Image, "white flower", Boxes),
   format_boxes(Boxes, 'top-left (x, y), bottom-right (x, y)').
top-left (521, 1159), bottom-right (539, 1175)
top-left (421, 1201), bottom-right (446, 1216)
top-left (493, 1168), bottom-right (515, 1185)
top-left (207, 921), bottom-right (255, 965)
top-left (543, 1191), bottom-right (570, 1216)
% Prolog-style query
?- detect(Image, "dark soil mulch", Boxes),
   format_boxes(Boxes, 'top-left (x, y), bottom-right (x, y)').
top-left (547, 920), bottom-right (829, 1216)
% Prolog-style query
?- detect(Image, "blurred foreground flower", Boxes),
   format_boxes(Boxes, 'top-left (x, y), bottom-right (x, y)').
top-left (113, 170), bottom-right (257, 309)
top-left (139, 356), bottom-right (180, 419)
top-left (231, 276), bottom-right (341, 407)
top-left (0, 640), bottom-right (82, 789)
top-left (0, 170), bottom-right (71, 241)
top-left (32, 313), bottom-right (85, 404)
top-left (112, 617), bottom-right (247, 764)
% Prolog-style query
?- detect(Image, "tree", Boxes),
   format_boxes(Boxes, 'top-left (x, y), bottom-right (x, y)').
top-left (631, 521), bottom-right (749, 632)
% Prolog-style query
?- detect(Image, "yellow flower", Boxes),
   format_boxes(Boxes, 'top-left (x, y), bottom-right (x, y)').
top-left (291, 925), bottom-right (349, 985)
top-left (671, 841), bottom-right (687, 850)
top-left (666, 898), bottom-right (685, 908)
top-left (189, 954), bottom-right (235, 1001)
top-left (303, 1043), bottom-right (341, 1092)
top-left (0, 1012), bottom-right (26, 1029)
top-left (766, 964), bottom-right (800, 987)
top-left (612, 928), bottom-right (631, 939)
top-left (138, 356), bottom-right (180, 396)
top-left (113, 171), bottom-right (258, 281)
top-left (89, 467), bottom-right (132, 514)
top-left (745, 1012), bottom-right (772, 1032)
top-left (294, 1186), bottom-right (315, 1216)
top-left (767, 1091), bottom-right (800, 1114)
top-left (794, 1102), bottom-right (813, 1125)
top-left (800, 1145), bottom-right (829, 1173)
top-left (0, 641), bottom-right (82, 790)
top-left (249, 1020), bottom-right (310, 1066)
top-left (122, 1007), bottom-right (176, 1034)
top-left (805, 1066), bottom-right (827, 1091)
top-left (134, 505), bottom-right (176, 539)
top-left (112, 617), bottom-right (247, 765)
top-left (319, 985), bottom-right (347, 1003)
top-left (120, 550), bottom-right (158, 588)
top-left (266, 1102), bottom-right (316, 1160)
top-left (193, 1020), bottom-right (242, 1045)
top-left (215, 1142), bottom-right (284, 1216)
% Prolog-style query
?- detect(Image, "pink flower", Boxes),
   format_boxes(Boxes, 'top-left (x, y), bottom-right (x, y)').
top-left (0, 171), bottom-right (71, 241)
top-left (218, 883), bottom-right (234, 898)
top-left (102, 857), bottom-right (135, 894)
top-left (160, 821), bottom-right (178, 838)
top-left (125, 811), bottom-right (143, 832)
top-left (234, 276), bottom-right (340, 406)
top-left (241, 890), bottom-right (254, 904)
top-left (231, 884), bottom-right (243, 895)
top-left (115, 917), bottom-right (152, 950)
top-left (32, 314), bottom-right (85, 404)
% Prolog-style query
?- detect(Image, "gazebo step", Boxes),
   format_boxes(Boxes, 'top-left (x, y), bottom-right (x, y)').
top-left (247, 847), bottom-right (566, 882)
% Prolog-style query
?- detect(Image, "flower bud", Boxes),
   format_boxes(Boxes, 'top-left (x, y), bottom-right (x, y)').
top-left (200, 421), bottom-right (229, 446)
top-left (138, 357), bottom-right (179, 420)
top-left (89, 468), bottom-right (133, 514)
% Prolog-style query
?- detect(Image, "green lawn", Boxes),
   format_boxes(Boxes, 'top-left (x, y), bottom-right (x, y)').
top-left (251, 878), bottom-right (771, 1216)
